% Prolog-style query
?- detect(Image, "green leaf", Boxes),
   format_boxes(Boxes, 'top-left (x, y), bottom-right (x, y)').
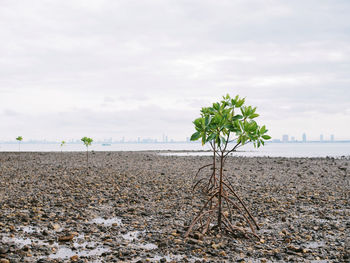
top-left (193, 118), bottom-right (202, 128)
top-left (204, 115), bottom-right (212, 126)
top-left (230, 99), bottom-right (236, 106)
top-left (262, 135), bottom-right (271, 140)
top-left (190, 131), bottom-right (201, 141)
top-left (236, 98), bottom-right (245, 107)
top-left (201, 133), bottom-right (206, 145)
top-left (213, 102), bottom-right (220, 111)
top-left (250, 113), bottom-right (259, 119)
top-left (207, 133), bottom-right (216, 142)
top-left (232, 114), bottom-right (243, 121)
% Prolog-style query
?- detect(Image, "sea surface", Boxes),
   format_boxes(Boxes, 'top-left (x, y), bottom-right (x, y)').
top-left (0, 142), bottom-right (349, 158)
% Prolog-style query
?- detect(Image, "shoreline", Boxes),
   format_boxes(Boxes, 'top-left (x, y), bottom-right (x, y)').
top-left (1, 150), bottom-right (350, 160)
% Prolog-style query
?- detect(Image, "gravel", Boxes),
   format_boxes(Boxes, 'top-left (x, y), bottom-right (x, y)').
top-left (0, 151), bottom-right (349, 262)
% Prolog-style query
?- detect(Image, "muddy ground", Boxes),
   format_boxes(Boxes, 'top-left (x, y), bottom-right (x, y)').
top-left (0, 152), bottom-right (349, 262)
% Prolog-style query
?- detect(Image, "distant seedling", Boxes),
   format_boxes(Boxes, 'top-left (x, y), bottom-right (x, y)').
top-left (61, 141), bottom-right (66, 148)
top-left (16, 136), bottom-right (23, 151)
top-left (186, 94), bottom-right (271, 239)
top-left (81, 137), bottom-right (93, 165)
top-left (60, 141), bottom-right (66, 163)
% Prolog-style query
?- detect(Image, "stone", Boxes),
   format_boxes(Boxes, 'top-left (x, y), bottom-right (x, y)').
top-left (58, 234), bottom-right (74, 242)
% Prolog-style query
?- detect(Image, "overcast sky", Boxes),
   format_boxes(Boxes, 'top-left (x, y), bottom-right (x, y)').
top-left (1, 0), bottom-right (349, 142)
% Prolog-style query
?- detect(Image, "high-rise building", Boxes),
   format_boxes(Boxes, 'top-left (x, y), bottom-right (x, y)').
top-left (302, 133), bottom-right (306, 142)
top-left (282, 134), bottom-right (289, 143)
top-left (320, 134), bottom-right (324, 142)
top-left (331, 134), bottom-right (334, 141)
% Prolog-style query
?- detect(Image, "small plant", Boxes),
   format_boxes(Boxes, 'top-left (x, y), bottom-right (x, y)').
top-left (81, 137), bottom-right (93, 165)
top-left (60, 140), bottom-right (66, 151)
top-left (60, 141), bottom-right (66, 163)
top-left (16, 136), bottom-right (23, 151)
top-left (186, 94), bottom-right (271, 239)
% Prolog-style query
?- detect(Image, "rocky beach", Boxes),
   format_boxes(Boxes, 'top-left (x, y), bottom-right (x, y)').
top-left (0, 151), bottom-right (349, 262)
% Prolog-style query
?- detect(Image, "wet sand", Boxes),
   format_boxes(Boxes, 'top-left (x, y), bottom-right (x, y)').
top-left (0, 152), bottom-right (349, 262)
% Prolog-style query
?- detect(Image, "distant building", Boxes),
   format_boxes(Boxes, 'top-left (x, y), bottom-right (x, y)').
top-left (282, 134), bottom-right (289, 143)
top-left (291, 136), bottom-right (295, 142)
top-left (320, 134), bottom-right (324, 142)
top-left (331, 134), bottom-right (334, 141)
top-left (302, 133), bottom-right (306, 142)
top-left (272, 139), bottom-right (281, 143)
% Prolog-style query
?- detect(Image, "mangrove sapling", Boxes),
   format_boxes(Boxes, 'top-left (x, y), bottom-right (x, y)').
top-left (16, 136), bottom-right (23, 169)
top-left (16, 136), bottom-right (23, 152)
top-left (60, 141), bottom-right (66, 164)
top-left (81, 137), bottom-right (93, 166)
top-left (186, 94), bottom-right (271, 239)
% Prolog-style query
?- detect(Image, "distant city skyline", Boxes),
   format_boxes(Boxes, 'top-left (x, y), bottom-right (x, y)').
top-left (276, 133), bottom-right (339, 143)
top-left (1, 133), bottom-right (348, 144)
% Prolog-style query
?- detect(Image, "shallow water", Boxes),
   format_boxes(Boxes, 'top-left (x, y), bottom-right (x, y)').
top-left (160, 142), bottom-right (350, 158)
top-left (91, 217), bottom-right (122, 226)
top-left (1, 142), bottom-right (349, 157)
top-left (2, 237), bottom-right (33, 247)
top-left (2, 227), bottom-right (110, 260)
top-left (49, 246), bottom-right (110, 259)
top-left (122, 230), bottom-right (142, 241)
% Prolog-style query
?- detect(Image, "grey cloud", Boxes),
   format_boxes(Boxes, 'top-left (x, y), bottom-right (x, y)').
top-left (0, 0), bottom-right (350, 140)
top-left (103, 96), bottom-right (115, 103)
top-left (2, 109), bottom-right (19, 117)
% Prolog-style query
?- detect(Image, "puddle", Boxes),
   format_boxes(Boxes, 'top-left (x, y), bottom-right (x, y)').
top-left (3, 233), bottom-right (110, 260)
top-left (91, 217), bottom-right (122, 226)
top-left (136, 243), bottom-right (158, 250)
top-left (50, 246), bottom-right (110, 259)
top-left (21, 226), bottom-right (38, 233)
top-left (2, 237), bottom-right (33, 247)
top-left (121, 231), bottom-right (157, 250)
top-left (129, 243), bottom-right (158, 250)
top-left (132, 254), bottom-right (202, 263)
top-left (122, 231), bottom-right (142, 241)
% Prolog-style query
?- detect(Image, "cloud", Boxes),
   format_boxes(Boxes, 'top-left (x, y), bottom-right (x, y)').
top-left (0, 0), bottom-right (350, 140)
top-left (2, 109), bottom-right (19, 117)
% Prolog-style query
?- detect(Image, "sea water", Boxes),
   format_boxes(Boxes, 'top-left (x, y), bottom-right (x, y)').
top-left (0, 142), bottom-right (349, 158)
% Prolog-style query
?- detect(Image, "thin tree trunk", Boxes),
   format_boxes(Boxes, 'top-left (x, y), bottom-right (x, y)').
top-left (212, 141), bottom-right (216, 187)
top-left (217, 152), bottom-right (224, 228)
